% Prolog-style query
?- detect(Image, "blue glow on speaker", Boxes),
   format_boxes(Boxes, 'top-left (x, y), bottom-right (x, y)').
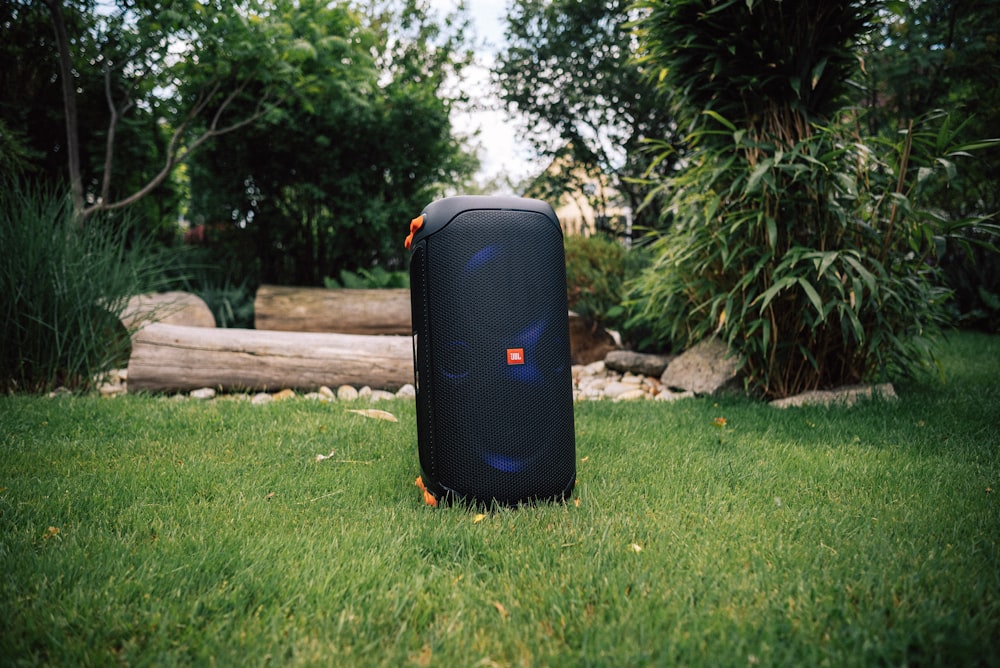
top-left (464, 245), bottom-right (500, 273)
top-left (441, 340), bottom-right (471, 380)
top-left (505, 319), bottom-right (547, 385)
top-left (482, 452), bottom-right (526, 473)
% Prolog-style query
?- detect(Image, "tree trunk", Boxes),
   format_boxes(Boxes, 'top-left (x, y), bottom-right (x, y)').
top-left (254, 285), bottom-right (411, 335)
top-left (43, 0), bottom-right (83, 218)
top-left (127, 323), bottom-right (413, 393)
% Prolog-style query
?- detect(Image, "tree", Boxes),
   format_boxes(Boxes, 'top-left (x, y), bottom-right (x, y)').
top-left (494, 0), bottom-right (677, 230)
top-left (29, 0), bottom-right (365, 222)
top-left (186, 0), bottom-right (478, 286)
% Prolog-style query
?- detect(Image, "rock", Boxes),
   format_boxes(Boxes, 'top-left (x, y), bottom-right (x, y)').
top-left (654, 389), bottom-right (695, 402)
top-left (604, 350), bottom-right (675, 378)
top-left (660, 338), bottom-right (740, 395)
top-left (613, 389), bottom-right (647, 402)
top-left (99, 382), bottom-right (125, 397)
top-left (251, 392), bottom-right (273, 405)
top-left (318, 385), bottom-right (336, 400)
top-left (189, 387), bottom-right (216, 400)
top-left (583, 360), bottom-right (606, 376)
top-left (272, 388), bottom-right (296, 401)
top-left (602, 382), bottom-right (637, 399)
top-left (396, 383), bottom-right (417, 399)
top-left (369, 390), bottom-right (396, 402)
top-left (769, 383), bottom-right (897, 409)
top-left (337, 385), bottom-right (359, 401)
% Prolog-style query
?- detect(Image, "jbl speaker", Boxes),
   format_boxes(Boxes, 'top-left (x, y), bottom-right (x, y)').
top-left (405, 196), bottom-right (576, 507)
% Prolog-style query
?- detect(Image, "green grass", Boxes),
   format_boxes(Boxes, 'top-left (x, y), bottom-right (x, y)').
top-left (2, 331), bottom-right (998, 666)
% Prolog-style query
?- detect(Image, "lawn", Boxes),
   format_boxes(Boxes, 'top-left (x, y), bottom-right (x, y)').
top-left (2, 331), bottom-right (998, 666)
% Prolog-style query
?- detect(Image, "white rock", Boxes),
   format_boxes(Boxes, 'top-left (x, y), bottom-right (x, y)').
top-left (602, 382), bottom-right (637, 399)
top-left (337, 385), bottom-right (359, 401)
top-left (396, 384), bottom-right (416, 398)
top-left (358, 385), bottom-right (373, 399)
top-left (251, 392), bottom-right (273, 405)
top-left (318, 385), bottom-right (336, 400)
top-left (190, 387), bottom-right (216, 400)
top-left (584, 360), bottom-right (606, 376)
top-left (613, 389), bottom-right (647, 402)
top-left (369, 390), bottom-right (396, 402)
top-left (655, 389), bottom-right (695, 402)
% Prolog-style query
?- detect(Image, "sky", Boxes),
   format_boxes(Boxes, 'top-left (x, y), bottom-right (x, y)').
top-left (428, 0), bottom-right (541, 192)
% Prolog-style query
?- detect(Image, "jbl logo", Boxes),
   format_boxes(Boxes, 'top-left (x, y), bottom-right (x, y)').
top-left (506, 348), bottom-right (525, 365)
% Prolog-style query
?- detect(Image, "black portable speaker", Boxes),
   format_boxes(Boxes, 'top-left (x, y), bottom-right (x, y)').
top-left (405, 196), bottom-right (576, 507)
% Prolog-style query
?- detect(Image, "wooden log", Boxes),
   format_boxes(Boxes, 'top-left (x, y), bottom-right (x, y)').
top-left (254, 285), bottom-right (411, 335)
top-left (128, 323), bottom-right (413, 393)
top-left (120, 291), bottom-right (216, 330)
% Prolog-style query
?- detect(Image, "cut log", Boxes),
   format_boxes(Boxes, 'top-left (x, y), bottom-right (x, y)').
top-left (128, 323), bottom-right (413, 393)
top-left (120, 291), bottom-right (216, 330)
top-left (254, 285), bottom-right (410, 335)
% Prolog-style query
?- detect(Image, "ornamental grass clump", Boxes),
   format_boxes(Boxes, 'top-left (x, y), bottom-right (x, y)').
top-left (0, 179), bottom-right (170, 393)
top-left (629, 0), bottom-right (997, 399)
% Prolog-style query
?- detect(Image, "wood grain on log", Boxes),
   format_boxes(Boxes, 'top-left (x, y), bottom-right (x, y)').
top-left (254, 285), bottom-right (410, 335)
top-left (128, 323), bottom-right (413, 393)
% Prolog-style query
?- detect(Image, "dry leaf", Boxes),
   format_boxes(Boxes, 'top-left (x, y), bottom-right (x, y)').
top-left (580, 456), bottom-right (590, 463)
top-left (265, 491), bottom-right (276, 500)
top-left (492, 601), bottom-right (508, 619)
top-left (574, 497), bottom-right (581, 507)
top-left (316, 450), bottom-right (336, 462)
top-left (630, 543), bottom-right (643, 553)
top-left (473, 513), bottom-right (487, 524)
top-left (346, 409), bottom-right (398, 422)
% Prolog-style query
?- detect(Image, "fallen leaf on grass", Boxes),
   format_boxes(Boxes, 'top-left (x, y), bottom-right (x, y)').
top-left (492, 601), bottom-right (508, 619)
top-left (630, 543), bottom-right (643, 553)
top-left (316, 450), bottom-right (336, 462)
top-left (580, 456), bottom-right (589, 463)
top-left (473, 513), bottom-right (487, 524)
top-left (346, 409), bottom-right (398, 422)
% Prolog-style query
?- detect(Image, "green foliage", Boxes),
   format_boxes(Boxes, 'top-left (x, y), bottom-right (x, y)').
top-left (324, 267), bottom-right (409, 290)
top-left (630, 109), bottom-right (995, 398)
top-left (0, 180), bottom-right (169, 393)
top-left (496, 0), bottom-right (675, 228)
top-left (188, 0), bottom-right (477, 286)
top-left (564, 235), bottom-right (648, 338)
top-left (629, 0), bottom-right (999, 399)
top-left (1, 332), bottom-right (998, 664)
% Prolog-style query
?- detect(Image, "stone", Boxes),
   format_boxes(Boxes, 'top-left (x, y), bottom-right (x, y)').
top-left (602, 382), bottom-right (638, 399)
top-left (369, 390), bottom-right (396, 402)
top-left (604, 350), bottom-right (675, 378)
top-left (189, 387), bottom-right (216, 400)
top-left (396, 383), bottom-right (417, 399)
top-left (337, 385), bottom-right (359, 401)
top-left (251, 392), bottom-right (273, 405)
top-left (660, 338), bottom-right (740, 395)
top-left (769, 383), bottom-right (897, 409)
top-left (358, 385), bottom-right (373, 399)
top-left (318, 385), bottom-right (336, 400)
top-left (655, 389), bottom-right (695, 402)
top-left (613, 389), bottom-right (647, 402)
top-left (272, 388), bottom-right (296, 401)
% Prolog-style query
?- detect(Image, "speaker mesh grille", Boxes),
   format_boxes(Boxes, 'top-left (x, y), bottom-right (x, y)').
top-left (420, 208), bottom-right (575, 505)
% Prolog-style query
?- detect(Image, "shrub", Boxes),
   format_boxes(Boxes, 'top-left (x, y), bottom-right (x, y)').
top-left (0, 180), bottom-right (169, 393)
top-left (564, 234), bottom-right (650, 343)
top-left (628, 0), bottom-right (997, 399)
top-left (629, 110), bottom-right (996, 398)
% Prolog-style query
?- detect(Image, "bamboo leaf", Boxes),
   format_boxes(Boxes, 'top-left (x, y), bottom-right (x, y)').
top-left (798, 278), bottom-right (824, 315)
